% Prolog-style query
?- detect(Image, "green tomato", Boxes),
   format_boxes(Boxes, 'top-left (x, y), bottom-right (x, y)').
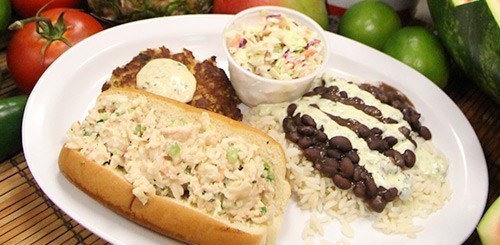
top-left (0, 0), bottom-right (11, 32)
top-left (383, 26), bottom-right (450, 89)
top-left (338, 0), bottom-right (401, 50)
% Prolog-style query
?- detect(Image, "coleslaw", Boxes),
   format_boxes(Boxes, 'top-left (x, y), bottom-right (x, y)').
top-left (225, 10), bottom-right (325, 80)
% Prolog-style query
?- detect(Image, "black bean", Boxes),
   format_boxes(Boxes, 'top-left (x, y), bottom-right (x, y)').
top-left (403, 149), bottom-right (416, 168)
top-left (382, 187), bottom-right (398, 202)
top-left (392, 99), bottom-right (404, 110)
top-left (287, 103), bottom-right (297, 116)
top-left (404, 108), bottom-right (422, 130)
top-left (301, 114), bottom-right (316, 127)
top-left (322, 92), bottom-right (336, 100)
top-left (367, 137), bottom-right (385, 152)
top-left (286, 132), bottom-right (300, 143)
top-left (297, 125), bottom-right (316, 136)
top-left (379, 141), bottom-right (390, 152)
top-left (339, 157), bottom-right (354, 178)
top-left (378, 93), bottom-right (389, 104)
top-left (385, 117), bottom-right (398, 124)
top-left (410, 110), bottom-right (420, 125)
top-left (364, 177), bottom-right (378, 198)
top-left (313, 131), bottom-right (328, 143)
top-left (326, 149), bottom-right (342, 159)
top-left (410, 110), bottom-right (421, 125)
top-left (303, 147), bottom-right (322, 163)
top-left (346, 150), bottom-right (360, 163)
top-left (297, 137), bottom-right (313, 149)
top-left (383, 136), bottom-right (398, 147)
top-left (293, 114), bottom-right (302, 125)
top-left (283, 117), bottom-right (297, 133)
top-left (328, 86), bottom-right (339, 93)
top-left (353, 166), bottom-right (364, 182)
top-left (394, 92), bottom-right (408, 103)
top-left (360, 168), bottom-right (369, 180)
top-left (333, 174), bottom-right (351, 190)
top-left (385, 149), bottom-right (405, 168)
top-left (339, 91), bottom-right (348, 98)
top-left (419, 126), bottom-right (432, 140)
top-left (313, 86), bottom-right (328, 94)
top-left (402, 108), bottom-right (411, 121)
top-left (369, 195), bottom-right (387, 213)
top-left (321, 158), bottom-right (339, 176)
top-left (329, 136), bottom-right (352, 152)
top-left (303, 91), bottom-right (317, 97)
top-left (373, 90), bottom-right (384, 101)
top-left (371, 127), bottom-right (383, 136)
top-left (357, 125), bottom-right (371, 138)
top-left (399, 126), bottom-right (411, 138)
top-left (353, 182), bottom-right (366, 198)
top-left (385, 90), bottom-right (397, 101)
top-left (358, 83), bottom-right (371, 91)
top-left (364, 106), bottom-right (381, 117)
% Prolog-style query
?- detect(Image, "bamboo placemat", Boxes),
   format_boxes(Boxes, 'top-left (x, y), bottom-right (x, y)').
top-left (0, 153), bottom-right (109, 244)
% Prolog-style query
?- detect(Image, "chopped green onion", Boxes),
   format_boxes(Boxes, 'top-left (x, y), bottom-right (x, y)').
top-left (168, 143), bottom-right (181, 157)
top-left (170, 118), bottom-right (188, 127)
top-left (83, 129), bottom-right (91, 136)
top-left (260, 206), bottom-right (267, 215)
top-left (264, 161), bottom-right (275, 181)
top-left (134, 124), bottom-right (147, 135)
top-left (226, 147), bottom-right (240, 164)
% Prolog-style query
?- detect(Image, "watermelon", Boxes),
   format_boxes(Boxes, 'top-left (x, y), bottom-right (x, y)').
top-left (427, 0), bottom-right (500, 103)
top-left (477, 196), bottom-right (500, 245)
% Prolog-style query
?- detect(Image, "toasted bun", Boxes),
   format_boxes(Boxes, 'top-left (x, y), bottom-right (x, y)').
top-left (58, 88), bottom-right (290, 245)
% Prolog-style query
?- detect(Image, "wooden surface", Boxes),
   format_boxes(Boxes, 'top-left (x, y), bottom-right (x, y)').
top-left (1, 16), bottom-right (498, 245)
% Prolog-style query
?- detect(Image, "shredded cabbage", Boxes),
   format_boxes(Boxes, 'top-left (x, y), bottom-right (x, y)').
top-left (225, 11), bottom-right (325, 80)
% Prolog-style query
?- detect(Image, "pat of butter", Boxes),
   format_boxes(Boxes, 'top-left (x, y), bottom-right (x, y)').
top-left (136, 58), bottom-right (196, 103)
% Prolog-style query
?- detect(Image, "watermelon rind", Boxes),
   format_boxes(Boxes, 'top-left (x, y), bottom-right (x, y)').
top-left (477, 196), bottom-right (500, 245)
top-left (452, 0), bottom-right (479, 6)
top-left (485, 0), bottom-right (500, 26)
top-left (427, 0), bottom-right (500, 103)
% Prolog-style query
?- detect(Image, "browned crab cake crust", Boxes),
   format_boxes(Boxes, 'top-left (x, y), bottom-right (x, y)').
top-left (102, 47), bottom-right (242, 121)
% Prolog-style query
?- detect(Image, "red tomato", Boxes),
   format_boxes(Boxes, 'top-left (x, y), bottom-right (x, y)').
top-left (7, 8), bottom-right (103, 93)
top-left (11, 0), bottom-right (81, 17)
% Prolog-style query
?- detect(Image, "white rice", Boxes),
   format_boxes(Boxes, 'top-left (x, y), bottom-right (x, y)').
top-left (242, 90), bottom-right (452, 241)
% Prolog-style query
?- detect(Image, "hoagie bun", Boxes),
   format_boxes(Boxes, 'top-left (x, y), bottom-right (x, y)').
top-left (58, 88), bottom-right (291, 245)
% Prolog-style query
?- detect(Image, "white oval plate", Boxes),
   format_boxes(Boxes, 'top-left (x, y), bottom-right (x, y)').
top-left (22, 15), bottom-right (487, 245)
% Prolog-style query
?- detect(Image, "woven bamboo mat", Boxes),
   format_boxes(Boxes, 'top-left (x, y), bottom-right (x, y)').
top-left (0, 153), bottom-right (109, 245)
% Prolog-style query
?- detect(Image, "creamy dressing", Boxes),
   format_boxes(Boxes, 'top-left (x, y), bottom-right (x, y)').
top-left (413, 138), bottom-right (448, 176)
top-left (292, 96), bottom-right (411, 198)
top-left (327, 78), bottom-right (416, 153)
top-left (136, 58), bottom-right (196, 102)
top-left (330, 77), bottom-right (404, 122)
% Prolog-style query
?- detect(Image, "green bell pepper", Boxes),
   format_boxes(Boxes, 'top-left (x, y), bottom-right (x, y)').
top-left (0, 95), bottom-right (29, 162)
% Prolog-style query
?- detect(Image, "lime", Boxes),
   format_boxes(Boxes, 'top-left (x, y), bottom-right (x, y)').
top-left (338, 0), bottom-right (401, 50)
top-left (383, 26), bottom-right (450, 88)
